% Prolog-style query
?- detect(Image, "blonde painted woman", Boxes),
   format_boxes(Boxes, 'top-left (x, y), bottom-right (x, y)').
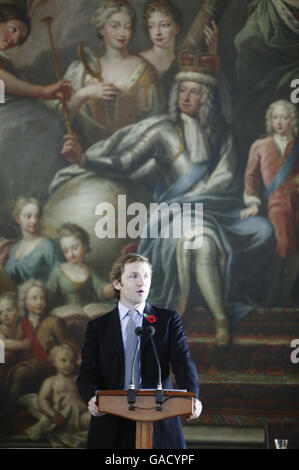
top-left (63, 0), bottom-right (163, 148)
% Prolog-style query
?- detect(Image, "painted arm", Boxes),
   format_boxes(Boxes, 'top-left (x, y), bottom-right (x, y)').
top-left (1, 337), bottom-right (31, 351)
top-left (66, 82), bottom-right (121, 118)
top-left (240, 141), bottom-right (263, 219)
top-left (0, 68), bottom-right (73, 100)
top-left (90, 269), bottom-right (114, 301)
top-left (61, 124), bottom-right (160, 173)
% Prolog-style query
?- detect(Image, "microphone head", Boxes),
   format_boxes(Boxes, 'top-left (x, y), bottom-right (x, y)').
top-left (145, 325), bottom-right (155, 336)
top-left (135, 327), bottom-right (143, 336)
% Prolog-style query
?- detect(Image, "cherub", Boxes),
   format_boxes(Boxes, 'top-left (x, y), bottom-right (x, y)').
top-left (19, 344), bottom-right (90, 442)
top-left (0, 292), bottom-right (31, 366)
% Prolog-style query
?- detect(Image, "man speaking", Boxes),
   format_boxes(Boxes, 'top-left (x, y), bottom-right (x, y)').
top-left (77, 253), bottom-right (201, 449)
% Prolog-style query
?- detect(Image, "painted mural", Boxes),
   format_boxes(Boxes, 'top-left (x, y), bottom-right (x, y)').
top-left (0, 0), bottom-right (298, 448)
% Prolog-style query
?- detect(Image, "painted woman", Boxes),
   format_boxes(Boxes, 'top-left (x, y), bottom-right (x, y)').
top-left (4, 196), bottom-right (63, 285)
top-left (62, 0), bottom-right (163, 149)
top-left (47, 222), bottom-right (114, 309)
top-left (140, 0), bottom-right (219, 107)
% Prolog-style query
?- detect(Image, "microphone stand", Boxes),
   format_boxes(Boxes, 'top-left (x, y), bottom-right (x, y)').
top-left (127, 328), bottom-right (143, 410)
top-left (127, 326), bottom-right (164, 411)
top-left (146, 326), bottom-right (163, 411)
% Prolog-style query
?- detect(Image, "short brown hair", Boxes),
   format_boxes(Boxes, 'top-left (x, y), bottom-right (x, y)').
top-left (110, 253), bottom-right (152, 299)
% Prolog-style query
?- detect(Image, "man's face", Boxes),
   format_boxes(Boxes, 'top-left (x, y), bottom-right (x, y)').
top-left (112, 261), bottom-right (152, 308)
top-left (178, 80), bottom-right (202, 116)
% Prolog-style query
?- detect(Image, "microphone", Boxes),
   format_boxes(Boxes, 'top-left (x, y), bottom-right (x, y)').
top-left (127, 327), bottom-right (143, 409)
top-left (144, 326), bottom-right (163, 409)
top-left (135, 327), bottom-right (143, 337)
top-left (144, 325), bottom-right (155, 336)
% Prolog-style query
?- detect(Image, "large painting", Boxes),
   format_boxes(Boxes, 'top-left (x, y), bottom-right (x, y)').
top-left (0, 0), bottom-right (298, 448)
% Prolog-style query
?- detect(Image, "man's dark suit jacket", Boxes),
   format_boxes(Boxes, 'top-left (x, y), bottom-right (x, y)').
top-left (77, 302), bottom-right (199, 449)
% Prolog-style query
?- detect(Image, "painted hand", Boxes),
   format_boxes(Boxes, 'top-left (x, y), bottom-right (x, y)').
top-left (85, 82), bottom-right (121, 101)
top-left (240, 203), bottom-right (259, 220)
top-left (204, 21), bottom-right (219, 55)
top-left (61, 134), bottom-right (82, 165)
top-left (41, 80), bottom-right (74, 101)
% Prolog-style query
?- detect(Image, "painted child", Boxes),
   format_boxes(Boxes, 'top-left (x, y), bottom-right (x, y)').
top-left (241, 100), bottom-right (299, 305)
top-left (7, 280), bottom-right (76, 416)
top-left (4, 196), bottom-right (63, 285)
top-left (19, 344), bottom-right (90, 444)
top-left (0, 292), bottom-right (31, 372)
top-left (47, 223), bottom-right (114, 313)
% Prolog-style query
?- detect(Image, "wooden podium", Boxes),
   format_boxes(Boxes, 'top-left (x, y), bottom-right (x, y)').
top-left (96, 389), bottom-right (195, 449)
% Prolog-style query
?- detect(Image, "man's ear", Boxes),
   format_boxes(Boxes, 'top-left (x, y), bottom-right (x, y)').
top-left (112, 279), bottom-right (120, 292)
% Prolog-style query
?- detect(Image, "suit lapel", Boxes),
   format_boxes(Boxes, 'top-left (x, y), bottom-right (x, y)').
top-left (141, 303), bottom-right (159, 351)
top-left (106, 306), bottom-right (125, 360)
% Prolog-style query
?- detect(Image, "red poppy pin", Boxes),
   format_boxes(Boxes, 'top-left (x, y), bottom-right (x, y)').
top-left (144, 312), bottom-right (156, 324)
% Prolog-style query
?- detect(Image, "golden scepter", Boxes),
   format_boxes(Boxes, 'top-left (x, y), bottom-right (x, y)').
top-left (41, 16), bottom-right (73, 135)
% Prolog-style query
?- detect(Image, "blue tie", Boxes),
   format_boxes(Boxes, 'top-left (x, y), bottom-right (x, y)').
top-left (124, 309), bottom-right (139, 389)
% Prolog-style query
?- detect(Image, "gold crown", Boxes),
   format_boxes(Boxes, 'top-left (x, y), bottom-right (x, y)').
top-left (178, 50), bottom-right (219, 75)
top-left (176, 49), bottom-right (219, 87)
top-left (104, 0), bottom-right (131, 9)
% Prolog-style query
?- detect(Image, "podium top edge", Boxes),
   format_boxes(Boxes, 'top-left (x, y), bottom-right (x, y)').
top-left (96, 390), bottom-right (195, 397)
